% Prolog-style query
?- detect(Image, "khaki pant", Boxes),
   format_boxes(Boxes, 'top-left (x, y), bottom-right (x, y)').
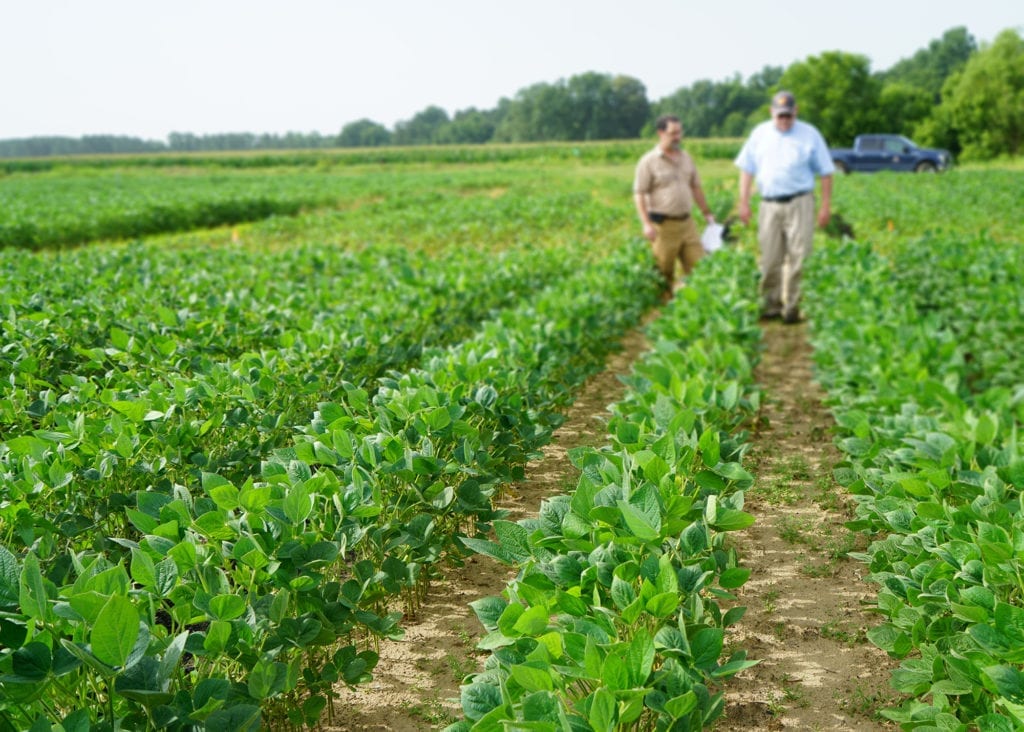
top-left (758, 193), bottom-right (815, 317)
top-left (651, 217), bottom-right (703, 290)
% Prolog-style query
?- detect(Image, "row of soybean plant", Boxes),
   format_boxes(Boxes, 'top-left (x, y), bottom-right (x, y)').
top-left (805, 235), bottom-right (1024, 730)
top-left (0, 169), bottom-right (339, 249)
top-left (0, 241), bottom-right (663, 730)
top-left (0, 161), bottom-right (454, 250)
top-left (0, 235), bottom-right (575, 727)
top-left (0, 159), bottom-right (621, 251)
top-left (0, 237), bottom-right (577, 552)
top-left (445, 248), bottom-right (764, 731)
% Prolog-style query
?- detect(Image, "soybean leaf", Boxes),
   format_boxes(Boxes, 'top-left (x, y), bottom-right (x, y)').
top-left (698, 428), bottom-right (720, 468)
top-left (460, 681), bottom-right (503, 722)
top-left (664, 691), bottom-right (698, 718)
top-left (588, 688), bottom-right (616, 731)
top-left (645, 592), bottom-right (680, 619)
top-left (690, 627), bottom-right (723, 672)
top-left (91, 595), bottom-right (140, 668)
top-left (510, 663), bottom-right (553, 692)
top-left (248, 657), bottom-right (289, 700)
top-left (208, 594), bottom-right (247, 621)
top-left (494, 521), bottom-right (532, 563)
top-left (203, 620), bottom-right (232, 655)
top-left (205, 705), bottom-right (262, 732)
top-left (115, 657), bottom-right (175, 706)
top-left (12, 642), bottom-right (51, 681)
top-left (520, 691), bottom-right (562, 722)
top-left (470, 596), bottom-right (508, 631)
top-left (513, 606), bottom-right (550, 636)
top-left (719, 568), bottom-right (751, 589)
top-left (158, 632), bottom-right (188, 686)
top-left (153, 557), bottom-right (179, 597)
top-left (497, 603), bottom-right (525, 637)
top-left (283, 485), bottom-right (313, 523)
top-left (19, 552), bottom-right (51, 622)
top-left (130, 548), bottom-right (157, 589)
top-left (984, 665), bottom-right (1024, 704)
top-left (601, 652), bottom-right (629, 691)
top-left (626, 629), bottom-right (655, 687)
top-left (712, 657), bottom-right (760, 678)
top-left (616, 501), bottom-right (660, 543)
top-left (711, 508), bottom-right (754, 532)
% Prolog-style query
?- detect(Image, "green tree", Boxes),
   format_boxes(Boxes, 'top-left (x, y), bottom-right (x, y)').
top-left (880, 26), bottom-right (977, 101)
top-left (565, 72), bottom-right (649, 139)
top-left (876, 83), bottom-right (934, 135)
top-left (168, 132), bottom-right (201, 151)
top-left (606, 74), bottom-right (651, 138)
top-left (393, 106), bottom-right (450, 145)
top-left (338, 118), bottom-right (392, 147)
top-left (493, 82), bottom-right (573, 142)
top-left (494, 72), bottom-right (648, 142)
top-left (778, 51), bottom-right (882, 146)
top-left (436, 108), bottom-right (499, 144)
top-left (651, 66), bottom-right (782, 137)
top-left (939, 28), bottom-right (1024, 159)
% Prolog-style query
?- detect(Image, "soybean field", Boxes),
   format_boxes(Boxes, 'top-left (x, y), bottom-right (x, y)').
top-left (1, 143), bottom-right (1023, 731)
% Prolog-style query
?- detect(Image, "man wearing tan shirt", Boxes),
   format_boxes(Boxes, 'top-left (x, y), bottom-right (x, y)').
top-left (633, 114), bottom-right (714, 297)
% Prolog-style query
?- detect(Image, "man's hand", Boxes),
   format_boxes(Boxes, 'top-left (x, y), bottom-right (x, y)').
top-left (738, 200), bottom-right (752, 226)
top-left (817, 175), bottom-right (833, 228)
top-left (643, 222), bottom-right (658, 242)
top-left (816, 202), bottom-right (831, 228)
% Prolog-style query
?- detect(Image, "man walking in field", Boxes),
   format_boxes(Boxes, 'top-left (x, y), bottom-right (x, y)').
top-left (634, 115), bottom-right (715, 299)
top-left (735, 90), bottom-right (834, 324)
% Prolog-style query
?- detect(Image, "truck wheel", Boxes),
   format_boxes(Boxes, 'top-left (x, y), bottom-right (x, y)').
top-left (915, 161), bottom-right (937, 173)
top-left (835, 161), bottom-right (849, 175)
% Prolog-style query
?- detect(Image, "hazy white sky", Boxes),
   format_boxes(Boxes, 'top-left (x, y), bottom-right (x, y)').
top-left (2, 0), bottom-right (1019, 141)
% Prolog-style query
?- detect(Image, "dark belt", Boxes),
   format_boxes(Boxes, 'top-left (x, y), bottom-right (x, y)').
top-left (761, 190), bottom-right (812, 203)
top-left (649, 212), bottom-right (690, 224)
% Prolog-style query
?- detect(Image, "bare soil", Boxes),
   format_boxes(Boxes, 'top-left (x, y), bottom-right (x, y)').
top-left (325, 316), bottom-right (902, 731)
top-left (713, 320), bottom-right (901, 731)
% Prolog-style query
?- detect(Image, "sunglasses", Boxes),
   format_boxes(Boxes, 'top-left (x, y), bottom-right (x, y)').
top-left (775, 112), bottom-right (793, 119)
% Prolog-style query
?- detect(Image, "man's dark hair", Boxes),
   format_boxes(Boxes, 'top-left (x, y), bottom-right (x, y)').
top-left (655, 115), bottom-right (681, 131)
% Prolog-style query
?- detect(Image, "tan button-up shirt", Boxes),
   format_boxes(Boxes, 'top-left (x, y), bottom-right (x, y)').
top-left (633, 146), bottom-right (700, 217)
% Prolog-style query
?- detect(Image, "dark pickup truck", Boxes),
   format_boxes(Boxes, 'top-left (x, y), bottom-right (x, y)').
top-left (830, 134), bottom-right (953, 173)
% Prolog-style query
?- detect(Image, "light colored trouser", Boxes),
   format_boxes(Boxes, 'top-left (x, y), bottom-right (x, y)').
top-left (758, 193), bottom-right (815, 316)
top-left (651, 217), bottom-right (703, 289)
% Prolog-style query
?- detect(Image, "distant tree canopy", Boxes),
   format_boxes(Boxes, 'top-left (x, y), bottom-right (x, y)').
top-left (650, 66), bottom-right (782, 138)
top-left (780, 52), bottom-right (883, 145)
top-left (338, 119), bottom-right (391, 147)
top-left (879, 27), bottom-right (978, 101)
top-left (2, 26), bottom-right (1021, 161)
top-left (939, 29), bottom-right (1024, 159)
top-left (492, 72), bottom-right (650, 142)
top-left (393, 105), bottom-right (450, 146)
top-left (0, 135), bottom-right (165, 157)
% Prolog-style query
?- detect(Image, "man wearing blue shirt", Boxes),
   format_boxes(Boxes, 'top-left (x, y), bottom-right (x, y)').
top-left (735, 91), bottom-right (834, 324)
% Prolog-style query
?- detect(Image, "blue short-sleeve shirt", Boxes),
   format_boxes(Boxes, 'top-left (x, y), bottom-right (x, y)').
top-left (734, 119), bottom-right (835, 198)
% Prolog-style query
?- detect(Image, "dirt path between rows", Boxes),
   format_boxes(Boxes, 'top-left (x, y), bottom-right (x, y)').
top-left (326, 317), bottom-right (902, 731)
top-left (715, 319), bottom-right (900, 730)
top-left (326, 325), bottom-right (652, 731)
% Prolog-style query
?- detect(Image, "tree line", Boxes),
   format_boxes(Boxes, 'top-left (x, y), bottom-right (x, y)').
top-left (2, 26), bottom-right (1020, 161)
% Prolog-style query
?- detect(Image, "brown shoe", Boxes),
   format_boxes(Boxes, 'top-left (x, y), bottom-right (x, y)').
top-left (783, 310), bottom-right (803, 324)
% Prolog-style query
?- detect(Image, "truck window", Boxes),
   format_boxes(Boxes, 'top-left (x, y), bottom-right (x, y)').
top-left (860, 138), bottom-right (883, 152)
top-left (883, 138), bottom-right (905, 153)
